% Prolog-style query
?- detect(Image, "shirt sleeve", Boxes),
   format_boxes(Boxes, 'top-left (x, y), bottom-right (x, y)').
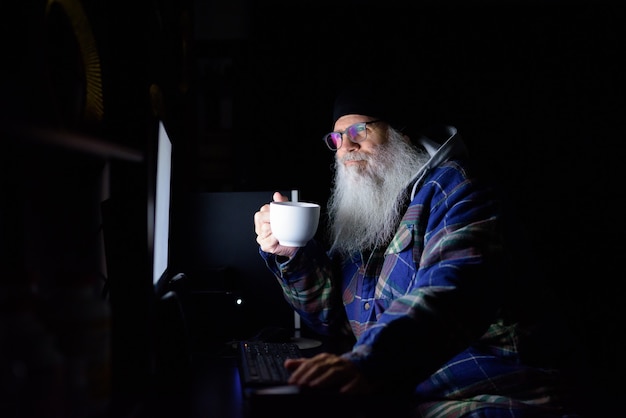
top-left (259, 240), bottom-right (344, 336)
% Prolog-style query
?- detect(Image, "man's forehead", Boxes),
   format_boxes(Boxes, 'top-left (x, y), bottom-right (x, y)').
top-left (334, 114), bottom-right (372, 130)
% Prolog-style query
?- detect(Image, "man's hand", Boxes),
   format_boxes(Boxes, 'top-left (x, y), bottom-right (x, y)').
top-left (285, 353), bottom-right (375, 394)
top-left (254, 191), bottom-right (298, 258)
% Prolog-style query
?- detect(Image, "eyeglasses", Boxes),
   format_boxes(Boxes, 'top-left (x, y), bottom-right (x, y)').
top-left (322, 120), bottom-right (381, 151)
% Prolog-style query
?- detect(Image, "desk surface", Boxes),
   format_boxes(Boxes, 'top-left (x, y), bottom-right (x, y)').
top-left (186, 346), bottom-right (413, 418)
top-left (190, 353), bottom-right (245, 418)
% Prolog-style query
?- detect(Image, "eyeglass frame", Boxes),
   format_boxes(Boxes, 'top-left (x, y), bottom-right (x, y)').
top-left (322, 119), bottom-right (381, 151)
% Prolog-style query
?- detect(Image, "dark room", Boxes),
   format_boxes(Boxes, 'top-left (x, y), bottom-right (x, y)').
top-left (1, 1), bottom-right (624, 417)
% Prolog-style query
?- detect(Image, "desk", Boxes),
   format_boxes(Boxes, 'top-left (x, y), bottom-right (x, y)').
top-left (187, 347), bottom-right (413, 418)
top-left (186, 338), bottom-right (326, 417)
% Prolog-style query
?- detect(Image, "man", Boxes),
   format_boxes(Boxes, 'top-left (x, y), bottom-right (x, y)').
top-left (253, 85), bottom-right (576, 417)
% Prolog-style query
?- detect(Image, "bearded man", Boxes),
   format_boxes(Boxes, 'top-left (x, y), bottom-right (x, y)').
top-left (253, 85), bottom-right (577, 418)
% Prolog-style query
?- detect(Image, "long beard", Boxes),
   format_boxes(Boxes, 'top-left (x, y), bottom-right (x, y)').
top-left (327, 129), bottom-right (430, 256)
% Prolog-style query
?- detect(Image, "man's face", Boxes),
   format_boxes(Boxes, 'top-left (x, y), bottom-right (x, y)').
top-left (334, 114), bottom-right (388, 171)
top-left (327, 117), bottom-right (428, 254)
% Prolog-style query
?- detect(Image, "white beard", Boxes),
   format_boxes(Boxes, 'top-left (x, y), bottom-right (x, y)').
top-left (327, 128), bottom-right (430, 255)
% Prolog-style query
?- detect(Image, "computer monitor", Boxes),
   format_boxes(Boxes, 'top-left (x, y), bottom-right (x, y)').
top-left (169, 190), bottom-right (298, 344)
top-left (101, 120), bottom-right (174, 288)
top-left (168, 189), bottom-right (324, 350)
top-left (101, 117), bottom-right (191, 412)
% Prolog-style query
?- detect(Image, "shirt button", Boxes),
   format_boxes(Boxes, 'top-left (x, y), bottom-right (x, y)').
top-left (364, 302), bottom-right (370, 310)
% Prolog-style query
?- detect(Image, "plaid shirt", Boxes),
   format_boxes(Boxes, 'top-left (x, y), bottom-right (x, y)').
top-left (260, 135), bottom-right (576, 417)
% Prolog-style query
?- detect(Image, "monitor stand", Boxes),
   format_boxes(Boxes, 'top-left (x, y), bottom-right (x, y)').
top-left (291, 313), bottom-right (322, 349)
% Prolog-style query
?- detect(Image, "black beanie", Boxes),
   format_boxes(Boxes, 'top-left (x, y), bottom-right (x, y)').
top-left (332, 82), bottom-right (406, 131)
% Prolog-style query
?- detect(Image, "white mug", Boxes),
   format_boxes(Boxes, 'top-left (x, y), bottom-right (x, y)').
top-left (269, 201), bottom-right (320, 247)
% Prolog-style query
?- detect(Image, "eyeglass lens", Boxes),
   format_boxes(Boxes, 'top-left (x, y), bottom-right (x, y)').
top-left (324, 122), bottom-right (368, 150)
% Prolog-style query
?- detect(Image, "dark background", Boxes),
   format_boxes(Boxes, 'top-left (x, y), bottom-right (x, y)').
top-left (2, 0), bottom-right (624, 417)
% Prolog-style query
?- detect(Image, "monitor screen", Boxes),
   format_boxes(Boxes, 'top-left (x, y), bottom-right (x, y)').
top-left (152, 120), bottom-right (172, 288)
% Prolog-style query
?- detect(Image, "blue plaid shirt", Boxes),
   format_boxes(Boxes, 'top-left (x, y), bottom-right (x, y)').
top-left (260, 130), bottom-right (575, 417)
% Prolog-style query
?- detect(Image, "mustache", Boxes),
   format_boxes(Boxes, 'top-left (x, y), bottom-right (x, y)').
top-left (339, 153), bottom-right (370, 163)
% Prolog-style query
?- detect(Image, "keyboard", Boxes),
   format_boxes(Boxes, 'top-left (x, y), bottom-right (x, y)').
top-left (238, 341), bottom-right (303, 387)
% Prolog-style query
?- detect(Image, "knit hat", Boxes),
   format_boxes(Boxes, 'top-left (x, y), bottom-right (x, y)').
top-left (332, 82), bottom-right (407, 131)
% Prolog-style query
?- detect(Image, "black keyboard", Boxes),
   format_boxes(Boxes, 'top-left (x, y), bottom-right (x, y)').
top-left (238, 341), bottom-right (303, 387)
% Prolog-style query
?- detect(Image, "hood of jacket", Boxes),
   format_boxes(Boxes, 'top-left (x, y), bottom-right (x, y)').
top-left (409, 125), bottom-right (469, 200)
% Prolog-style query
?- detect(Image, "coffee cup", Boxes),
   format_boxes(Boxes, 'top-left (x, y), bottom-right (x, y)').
top-left (269, 201), bottom-right (320, 247)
